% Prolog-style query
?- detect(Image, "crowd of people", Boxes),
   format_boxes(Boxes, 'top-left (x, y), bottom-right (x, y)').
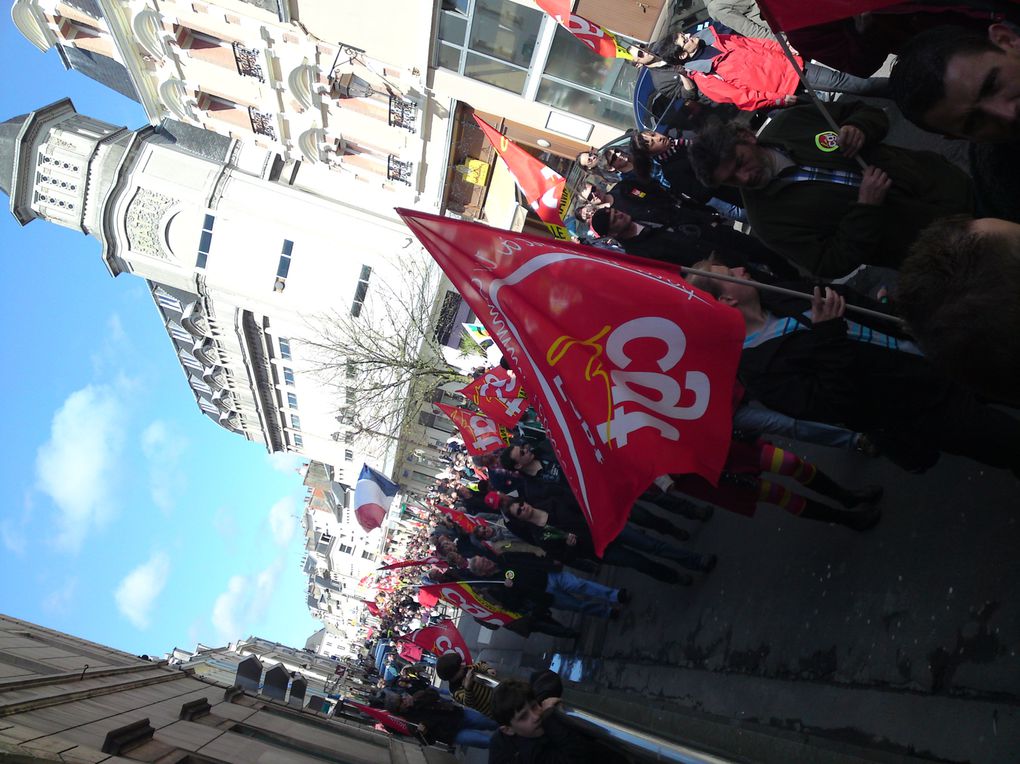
top-left (358, 5), bottom-right (1020, 761)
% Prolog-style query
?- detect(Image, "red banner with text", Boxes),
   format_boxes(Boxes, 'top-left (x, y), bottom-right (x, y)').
top-left (536, 1), bottom-right (634, 59)
top-left (420, 581), bottom-right (524, 627)
top-left (399, 619), bottom-right (473, 664)
top-left (459, 367), bottom-right (528, 427)
top-left (435, 402), bottom-right (513, 456)
top-left (398, 210), bottom-right (744, 554)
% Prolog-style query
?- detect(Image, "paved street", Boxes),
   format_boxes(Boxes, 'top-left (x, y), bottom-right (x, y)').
top-left (458, 441), bottom-right (1019, 763)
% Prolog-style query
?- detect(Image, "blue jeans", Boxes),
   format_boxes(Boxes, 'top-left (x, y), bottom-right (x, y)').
top-left (454, 707), bottom-right (498, 748)
top-left (545, 569), bottom-right (619, 617)
top-left (616, 524), bottom-right (704, 571)
top-left (707, 197), bottom-right (748, 223)
top-left (733, 403), bottom-right (857, 450)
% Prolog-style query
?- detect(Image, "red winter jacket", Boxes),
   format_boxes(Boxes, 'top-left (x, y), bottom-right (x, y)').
top-left (686, 28), bottom-right (804, 111)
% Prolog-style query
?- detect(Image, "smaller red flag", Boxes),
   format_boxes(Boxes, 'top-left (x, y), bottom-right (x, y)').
top-left (360, 599), bottom-right (381, 617)
top-left (397, 641), bottom-right (424, 662)
top-left (536, 1), bottom-right (634, 59)
top-left (435, 402), bottom-right (513, 455)
top-left (378, 556), bottom-right (449, 571)
top-left (399, 619), bottom-right (473, 663)
top-left (345, 699), bottom-right (415, 735)
top-left (459, 367), bottom-right (528, 427)
top-left (438, 505), bottom-right (491, 534)
top-left (421, 581), bottom-right (524, 627)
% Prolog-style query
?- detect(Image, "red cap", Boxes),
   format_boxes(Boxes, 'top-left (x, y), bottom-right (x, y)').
top-left (484, 491), bottom-right (501, 511)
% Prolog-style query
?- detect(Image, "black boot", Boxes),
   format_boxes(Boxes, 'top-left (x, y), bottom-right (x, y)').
top-left (807, 471), bottom-right (884, 508)
top-left (799, 499), bottom-right (881, 531)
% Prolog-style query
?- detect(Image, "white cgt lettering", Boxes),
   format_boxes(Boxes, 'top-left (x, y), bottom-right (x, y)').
top-left (597, 317), bottom-right (710, 447)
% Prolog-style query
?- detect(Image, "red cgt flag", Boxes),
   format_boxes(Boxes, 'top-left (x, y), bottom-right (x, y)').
top-left (755, 0), bottom-right (900, 32)
top-left (360, 599), bottom-right (381, 617)
top-left (378, 556), bottom-right (449, 571)
top-left (473, 116), bottom-right (572, 241)
top-left (398, 210), bottom-right (744, 555)
top-left (421, 581), bottom-right (524, 627)
top-left (435, 402), bottom-right (513, 455)
top-left (459, 367), bottom-right (528, 427)
top-left (438, 505), bottom-right (492, 534)
top-left (536, 1), bottom-right (634, 60)
top-left (398, 619), bottom-right (473, 663)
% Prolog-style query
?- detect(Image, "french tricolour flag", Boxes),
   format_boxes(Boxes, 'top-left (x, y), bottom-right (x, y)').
top-left (354, 464), bottom-right (398, 532)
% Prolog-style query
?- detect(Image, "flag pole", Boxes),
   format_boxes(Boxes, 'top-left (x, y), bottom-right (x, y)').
top-left (679, 267), bottom-right (906, 326)
top-left (760, 15), bottom-right (869, 170)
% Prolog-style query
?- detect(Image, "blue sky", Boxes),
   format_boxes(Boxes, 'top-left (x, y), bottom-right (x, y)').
top-left (0, 21), bottom-right (321, 656)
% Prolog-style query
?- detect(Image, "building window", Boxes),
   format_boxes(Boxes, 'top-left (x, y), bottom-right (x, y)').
top-left (344, 431), bottom-right (353, 444)
top-left (338, 543), bottom-right (353, 555)
top-left (279, 337), bottom-right (292, 360)
top-left (293, 433), bottom-right (304, 447)
top-left (287, 392), bottom-right (298, 409)
top-left (167, 321), bottom-right (192, 343)
top-left (179, 349), bottom-right (204, 372)
top-left (344, 449), bottom-right (354, 462)
top-left (345, 360), bottom-right (356, 378)
top-left (350, 265), bottom-right (372, 317)
top-left (361, 550), bottom-right (376, 560)
top-left (386, 155), bottom-right (413, 185)
top-left (196, 214), bottom-right (215, 268)
top-left (154, 286), bottom-right (183, 313)
top-left (233, 41), bottom-right (265, 82)
top-left (436, 0), bottom-right (542, 95)
top-left (388, 94), bottom-right (418, 132)
top-left (435, 0), bottom-right (636, 129)
top-left (283, 367), bottom-right (295, 385)
top-left (274, 239), bottom-right (294, 291)
top-left (290, 414), bottom-right (301, 429)
top-left (249, 106), bottom-right (277, 139)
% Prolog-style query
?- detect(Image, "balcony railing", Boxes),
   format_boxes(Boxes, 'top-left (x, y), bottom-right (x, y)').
top-left (388, 95), bottom-right (417, 133)
top-left (387, 155), bottom-right (413, 186)
top-left (249, 106), bottom-right (277, 140)
top-left (233, 42), bottom-right (265, 82)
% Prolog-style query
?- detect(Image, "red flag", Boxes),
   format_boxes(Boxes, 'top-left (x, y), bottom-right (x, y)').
top-left (345, 699), bottom-right (415, 736)
top-left (435, 402), bottom-right (513, 455)
top-left (420, 581), bottom-right (524, 627)
top-left (397, 210), bottom-right (744, 555)
top-left (417, 587), bottom-right (440, 608)
top-left (378, 556), bottom-right (449, 571)
top-left (536, 1), bottom-right (634, 60)
top-left (755, 0), bottom-right (899, 32)
top-left (360, 599), bottom-right (381, 617)
top-left (438, 505), bottom-right (491, 534)
top-left (397, 641), bottom-right (424, 662)
top-left (473, 116), bottom-right (572, 241)
top-left (459, 367), bottom-right (528, 427)
top-left (399, 619), bottom-right (473, 663)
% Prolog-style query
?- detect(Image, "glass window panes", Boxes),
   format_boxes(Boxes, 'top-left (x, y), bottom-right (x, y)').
top-left (283, 367), bottom-right (295, 385)
top-left (464, 53), bottom-right (528, 94)
top-left (437, 43), bottom-right (461, 71)
top-left (290, 414), bottom-right (301, 430)
top-left (469, 0), bottom-right (540, 68)
top-left (544, 25), bottom-right (638, 100)
top-left (287, 392), bottom-right (298, 408)
top-left (536, 79), bottom-right (635, 130)
top-left (279, 337), bottom-right (292, 359)
top-left (438, 12), bottom-right (467, 45)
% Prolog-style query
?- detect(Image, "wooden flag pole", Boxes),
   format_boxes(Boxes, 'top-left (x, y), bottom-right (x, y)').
top-left (679, 266), bottom-right (906, 326)
top-left (763, 17), bottom-right (869, 170)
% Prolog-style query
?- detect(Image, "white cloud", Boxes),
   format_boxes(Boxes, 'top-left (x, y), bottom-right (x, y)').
top-left (42, 578), bottom-right (78, 615)
top-left (210, 559), bottom-right (284, 643)
top-left (267, 498), bottom-right (297, 546)
top-left (267, 452), bottom-right (305, 474)
top-left (35, 385), bottom-right (127, 550)
top-left (212, 506), bottom-right (238, 541)
top-left (141, 420), bottom-right (187, 513)
top-left (115, 552), bottom-right (171, 629)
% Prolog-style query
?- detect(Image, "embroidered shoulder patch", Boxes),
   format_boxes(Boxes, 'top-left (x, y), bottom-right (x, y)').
top-left (814, 131), bottom-right (840, 152)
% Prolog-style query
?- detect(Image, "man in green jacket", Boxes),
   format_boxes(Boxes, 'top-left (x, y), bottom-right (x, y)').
top-left (689, 100), bottom-right (974, 277)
